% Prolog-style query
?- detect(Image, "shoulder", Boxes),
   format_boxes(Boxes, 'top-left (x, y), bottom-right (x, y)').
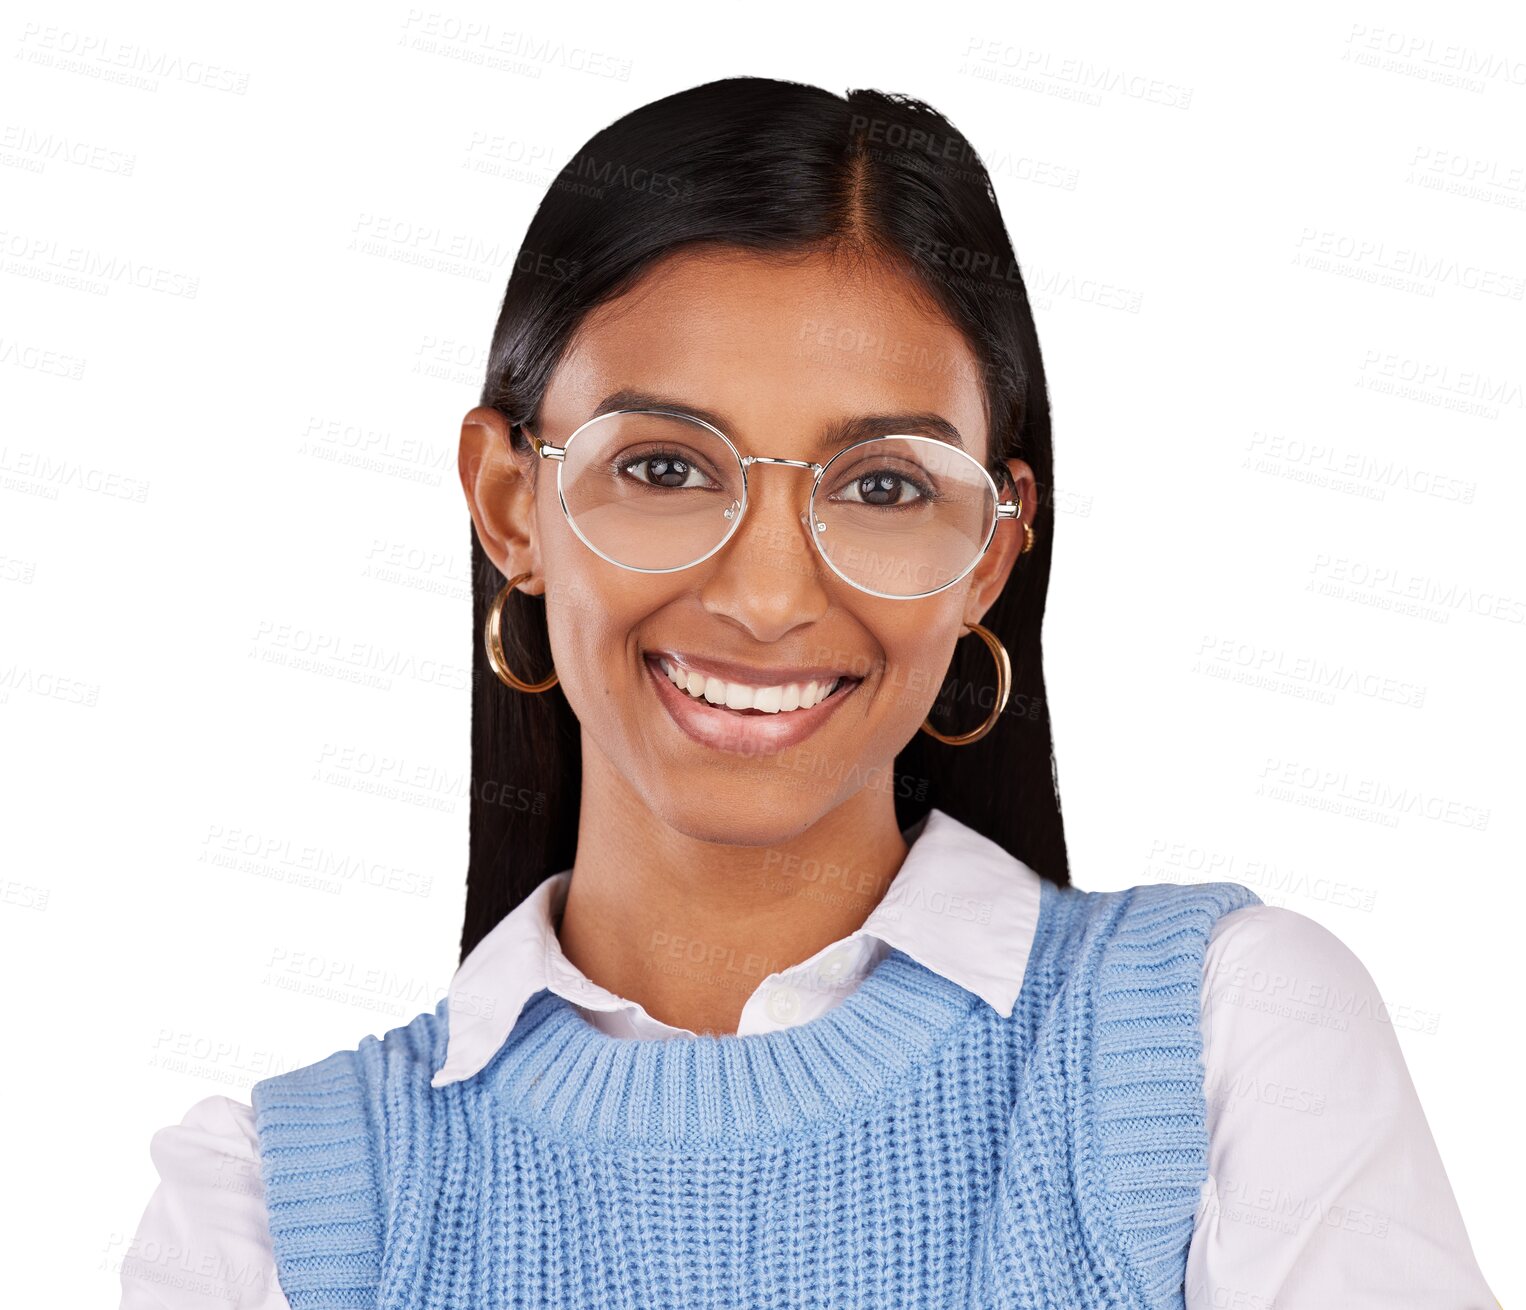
top-left (141, 1094), bottom-right (263, 1221)
top-left (1065, 876), bottom-right (1264, 922)
top-left (1194, 903), bottom-right (1439, 1146)
top-left (148, 1092), bottom-right (261, 1166)
top-left (122, 1095), bottom-right (280, 1309)
top-left (1197, 902), bottom-right (1421, 1067)
top-left (1051, 877), bottom-right (1265, 953)
top-left (248, 998), bottom-right (452, 1238)
top-left (1188, 913), bottom-right (1499, 1300)
top-left (1038, 880), bottom-right (1265, 1291)
top-left (1027, 878), bottom-right (1264, 1001)
top-left (241, 1010), bottom-right (450, 1306)
top-left (1202, 902), bottom-right (1383, 1001)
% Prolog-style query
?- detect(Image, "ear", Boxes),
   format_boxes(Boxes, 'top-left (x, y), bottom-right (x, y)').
top-left (458, 406), bottom-right (542, 593)
top-left (963, 457), bottom-right (1036, 627)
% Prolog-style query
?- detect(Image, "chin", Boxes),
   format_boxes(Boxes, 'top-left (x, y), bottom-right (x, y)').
top-left (641, 784), bottom-right (828, 848)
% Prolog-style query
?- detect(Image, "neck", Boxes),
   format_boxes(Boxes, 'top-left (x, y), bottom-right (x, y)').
top-left (556, 739), bottom-right (911, 1036)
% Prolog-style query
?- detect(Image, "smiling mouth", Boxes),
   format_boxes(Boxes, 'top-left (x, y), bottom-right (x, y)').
top-left (640, 651), bottom-right (864, 756)
top-left (645, 653), bottom-right (863, 715)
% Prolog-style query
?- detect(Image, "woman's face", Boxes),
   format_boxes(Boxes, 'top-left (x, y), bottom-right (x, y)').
top-left (460, 245), bottom-right (1034, 842)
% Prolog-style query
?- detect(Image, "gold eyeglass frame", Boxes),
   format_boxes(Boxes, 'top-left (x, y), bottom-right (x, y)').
top-left (513, 407), bottom-right (1022, 602)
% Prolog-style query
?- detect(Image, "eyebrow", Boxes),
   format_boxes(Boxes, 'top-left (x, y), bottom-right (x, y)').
top-left (587, 387), bottom-right (968, 453)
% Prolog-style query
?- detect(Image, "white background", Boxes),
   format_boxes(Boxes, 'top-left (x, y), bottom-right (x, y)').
top-left (1, 0), bottom-right (1520, 1304)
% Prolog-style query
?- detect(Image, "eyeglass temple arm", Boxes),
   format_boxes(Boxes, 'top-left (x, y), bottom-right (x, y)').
top-left (512, 422), bottom-right (565, 461)
top-left (992, 462), bottom-right (1023, 518)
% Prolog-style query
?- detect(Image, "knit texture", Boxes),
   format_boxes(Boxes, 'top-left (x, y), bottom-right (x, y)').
top-left (251, 877), bottom-right (1261, 1308)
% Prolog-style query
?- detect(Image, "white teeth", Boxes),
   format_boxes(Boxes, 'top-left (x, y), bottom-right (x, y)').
top-left (658, 657), bottom-right (845, 714)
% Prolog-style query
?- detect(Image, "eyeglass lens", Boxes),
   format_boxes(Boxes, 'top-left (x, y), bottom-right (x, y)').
top-left (558, 410), bottom-right (996, 598)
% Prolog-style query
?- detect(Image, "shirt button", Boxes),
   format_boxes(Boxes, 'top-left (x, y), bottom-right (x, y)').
top-left (765, 985), bottom-right (801, 1025)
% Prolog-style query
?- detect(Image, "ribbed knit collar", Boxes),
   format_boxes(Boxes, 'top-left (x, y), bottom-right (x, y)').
top-left (471, 907), bottom-right (1047, 1147)
top-left (432, 806), bottom-right (1044, 1092)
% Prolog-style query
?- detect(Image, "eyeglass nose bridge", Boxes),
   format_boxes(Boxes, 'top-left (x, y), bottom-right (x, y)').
top-left (725, 453), bottom-right (827, 532)
top-left (739, 454), bottom-right (822, 473)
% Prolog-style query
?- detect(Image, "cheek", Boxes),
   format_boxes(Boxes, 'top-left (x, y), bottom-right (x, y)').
top-left (535, 484), bottom-right (577, 564)
top-left (546, 589), bottom-right (627, 699)
top-left (878, 595), bottom-right (968, 710)
top-left (879, 637), bottom-right (953, 723)
top-left (542, 571), bottom-right (665, 719)
top-left (536, 485), bottom-right (620, 624)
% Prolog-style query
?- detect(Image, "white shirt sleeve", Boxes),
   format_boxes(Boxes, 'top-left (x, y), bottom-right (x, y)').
top-left (1186, 904), bottom-right (1499, 1308)
top-left (118, 1094), bottom-right (290, 1310)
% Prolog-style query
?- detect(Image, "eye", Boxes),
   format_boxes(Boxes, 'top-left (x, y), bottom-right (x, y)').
top-left (830, 466), bottom-right (935, 508)
top-left (612, 446), bottom-right (721, 491)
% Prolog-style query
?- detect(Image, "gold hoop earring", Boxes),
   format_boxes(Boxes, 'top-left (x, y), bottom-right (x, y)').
top-left (918, 621), bottom-right (1012, 746)
top-left (485, 573), bottom-right (559, 693)
top-left (1021, 523), bottom-right (1036, 555)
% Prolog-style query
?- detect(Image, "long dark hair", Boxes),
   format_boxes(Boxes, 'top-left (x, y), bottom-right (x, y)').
top-left (462, 76), bottom-right (1068, 962)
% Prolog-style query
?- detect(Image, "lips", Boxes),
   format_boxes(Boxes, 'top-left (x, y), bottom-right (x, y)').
top-left (641, 652), bottom-right (862, 755)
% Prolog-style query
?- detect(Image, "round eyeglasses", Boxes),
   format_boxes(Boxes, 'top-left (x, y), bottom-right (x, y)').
top-left (515, 408), bottom-right (1021, 600)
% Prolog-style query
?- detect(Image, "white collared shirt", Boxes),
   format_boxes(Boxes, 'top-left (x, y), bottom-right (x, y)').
top-left (118, 808), bottom-right (1498, 1308)
top-left (431, 807), bottom-right (1032, 1075)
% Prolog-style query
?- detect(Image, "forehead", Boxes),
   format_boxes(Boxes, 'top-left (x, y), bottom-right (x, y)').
top-left (546, 246), bottom-right (990, 458)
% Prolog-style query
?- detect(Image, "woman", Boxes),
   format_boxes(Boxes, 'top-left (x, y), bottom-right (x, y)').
top-left (120, 77), bottom-right (1497, 1308)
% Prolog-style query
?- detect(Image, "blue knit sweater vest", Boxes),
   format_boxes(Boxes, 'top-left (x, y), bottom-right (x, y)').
top-left (251, 877), bottom-right (1261, 1308)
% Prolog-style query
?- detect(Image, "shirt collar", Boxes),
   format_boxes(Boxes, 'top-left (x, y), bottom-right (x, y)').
top-left (430, 806), bottom-right (1043, 1087)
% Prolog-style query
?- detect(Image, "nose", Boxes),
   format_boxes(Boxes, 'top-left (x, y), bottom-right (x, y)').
top-left (699, 462), bottom-right (832, 641)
